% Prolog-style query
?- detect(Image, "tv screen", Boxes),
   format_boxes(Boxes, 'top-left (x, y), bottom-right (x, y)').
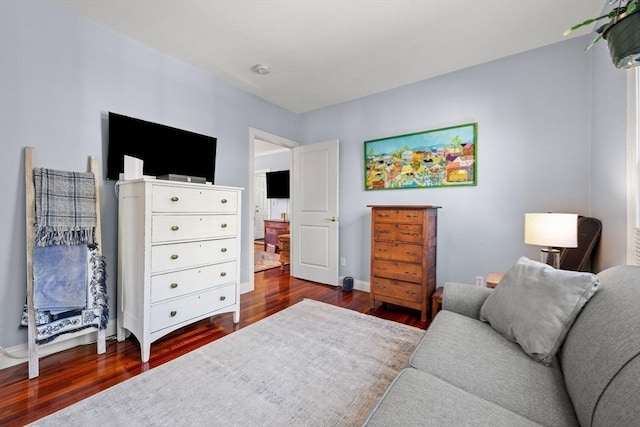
top-left (106, 112), bottom-right (217, 182)
top-left (266, 170), bottom-right (290, 199)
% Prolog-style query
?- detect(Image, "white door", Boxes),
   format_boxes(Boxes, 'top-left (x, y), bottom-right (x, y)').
top-left (291, 139), bottom-right (339, 286)
top-left (254, 171), bottom-right (268, 239)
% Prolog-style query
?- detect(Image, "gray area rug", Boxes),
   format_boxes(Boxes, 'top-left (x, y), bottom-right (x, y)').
top-left (30, 298), bottom-right (425, 426)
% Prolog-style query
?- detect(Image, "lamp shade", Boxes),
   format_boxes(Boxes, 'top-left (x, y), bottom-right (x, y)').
top-left (524, 213), bottom-right (578, 248)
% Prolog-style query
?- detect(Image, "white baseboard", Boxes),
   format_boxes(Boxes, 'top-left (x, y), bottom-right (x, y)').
top-left (239, 280), bottom-right (252, 295)
top-left (0, 319), bottom-right (118, 371)
top-left (339, 276), bottom-right (370, 293)
top-left (354, 278), bottom-right (370, 292)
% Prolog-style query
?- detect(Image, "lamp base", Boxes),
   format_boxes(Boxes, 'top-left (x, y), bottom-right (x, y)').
top-left (540, 248), bottom-right (561, 269)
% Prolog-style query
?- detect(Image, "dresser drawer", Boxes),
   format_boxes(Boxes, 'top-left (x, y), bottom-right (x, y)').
top-left (151, 238), bottom-right (238, 273)
top-left (373, 223), bottom-right (423, 243)
top-left (152, 185), bottom-right (238, 213)
top-left (373, 242), bottom-right (423, 263)
top-left (372, 259), bottom-right (423, 283)
top-left (152, 214), bottom-right (238, 243)
top-left (371, 277), bottom-right (423, 303)
top-left (372, 208), bottom-right (423, 224)
top-left (150, 284), bottom-right (236, 333)
top-left (150, 261), bottom-right (237, 303)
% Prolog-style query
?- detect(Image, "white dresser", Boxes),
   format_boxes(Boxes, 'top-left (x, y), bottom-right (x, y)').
top-left (116, 178), bottom-right (242, 362)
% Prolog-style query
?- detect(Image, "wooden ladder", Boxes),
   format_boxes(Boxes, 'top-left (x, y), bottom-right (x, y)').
top-left (24, 146), bottom-right (106, 379)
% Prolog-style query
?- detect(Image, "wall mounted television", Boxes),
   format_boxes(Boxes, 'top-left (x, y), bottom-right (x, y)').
top-left (266, 170), bottom-right (290, 199)
top-left (106, 112), bottom-right (217, 182)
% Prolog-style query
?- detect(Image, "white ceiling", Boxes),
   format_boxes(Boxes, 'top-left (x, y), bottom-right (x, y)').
top-left (56, 0), bottom-right (605, 114)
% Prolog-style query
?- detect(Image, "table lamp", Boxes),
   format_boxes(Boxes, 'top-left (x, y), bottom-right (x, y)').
top-left (524, 213), bottom-right (578, 268)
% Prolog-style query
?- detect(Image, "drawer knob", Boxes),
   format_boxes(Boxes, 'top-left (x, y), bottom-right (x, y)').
top-left (219, 296), bottom-right (226, 301)
top-left (171, 196), bottom-right (179, 202)
top-left (170, 283), bottom-right (178, 289)
top-left (220, 271), bottom-right (227, 277)
top-left (171, 254), bottom-right (179, 260)
top-left (221, 223), bottom-right (228, 228)
top-left (170, 310), bottom-right (177, 317)
top-left (221, 248), bottom-right (227, 253)
top-left (171, 225), bottom-right (179, 231)
top-left (221, 198), bottom-right (228, 204)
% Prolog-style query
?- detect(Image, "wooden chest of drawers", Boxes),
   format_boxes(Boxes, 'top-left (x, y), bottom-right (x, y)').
top-left (264, 219), bottom-right (289, 252)
top-left (278, 233), bottom-right (290, 270)
top-left (368, 205), bottom-right (440, 322)
top-left (116, 178), bottom-right (242, 362)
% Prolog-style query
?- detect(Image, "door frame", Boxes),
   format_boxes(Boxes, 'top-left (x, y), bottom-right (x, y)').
top-left (247, 128), bottom-right (298, 293)
top-left (254, 169), bottom-right (271, 240)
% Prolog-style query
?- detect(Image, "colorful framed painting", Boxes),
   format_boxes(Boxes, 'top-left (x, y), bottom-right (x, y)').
top-left (364, 122), bottom-right (477, 190)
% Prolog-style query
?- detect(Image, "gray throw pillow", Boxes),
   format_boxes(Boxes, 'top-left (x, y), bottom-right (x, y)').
top-left (479, 256), bottom-right (600, 366)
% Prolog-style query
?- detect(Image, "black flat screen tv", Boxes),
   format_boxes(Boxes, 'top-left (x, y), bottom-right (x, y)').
top-left (106, 112), bottom-right (217, 182)
top-left (266, 170), bottom-right (290, 199)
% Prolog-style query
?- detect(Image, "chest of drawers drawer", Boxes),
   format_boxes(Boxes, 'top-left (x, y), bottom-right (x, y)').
top-left (152, 185), bottom-right (238, 213)
top-left (151, 238), bottom-right (238, 273)
top-left (373, 242), bottom-right (424, 263)
top-left (372, 259), bottom-right (423, 283)
top-left (150, 261), bottom-right (237, 303)
top-left (152, 214), bottom-right (238, 243)
top-left (372, 208), bottom-right (424, 224)
top-left (150, 284), bottom-right (236, 333)
top-left (373, 223), bottom-right (423, 243)
top-left (371, 277), bottom-right (423, 303)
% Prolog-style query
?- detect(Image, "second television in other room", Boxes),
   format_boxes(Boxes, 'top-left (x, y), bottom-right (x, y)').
top-left (266, 170), bottom-right (290, 199)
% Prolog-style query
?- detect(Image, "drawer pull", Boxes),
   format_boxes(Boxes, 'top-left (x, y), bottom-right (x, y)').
top-left (170, 283), bottom-right (178, 289)
top-left (171, 196), bottom-right (179, 202)
top-left (221, 223), bottom-right (228, 228)
top-left (221, 198), bottom-right (228, 204)
top-left (220, 272), bottom-right (227, 277)
top-left (221, 248), bottom-right (228, 253)
top-left (219, 296), bottom-right (226, 301)
top-left (171, 254), bottom-right (179, 260)
top-left (171, 225), bottom-right (179, 231)
top-left (170, 310), bottom-right (177, 317)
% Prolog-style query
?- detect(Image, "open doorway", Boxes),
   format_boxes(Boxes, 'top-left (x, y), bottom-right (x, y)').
top-left (248, 129), bottom-right (297, 290)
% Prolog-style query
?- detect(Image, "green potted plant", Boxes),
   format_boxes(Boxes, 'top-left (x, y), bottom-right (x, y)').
top-left (564, 0), bottom-right (640, 68)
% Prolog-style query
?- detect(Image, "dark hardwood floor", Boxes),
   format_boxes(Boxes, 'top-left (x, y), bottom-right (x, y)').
top-left (0, 266), bottom-right (429, 426)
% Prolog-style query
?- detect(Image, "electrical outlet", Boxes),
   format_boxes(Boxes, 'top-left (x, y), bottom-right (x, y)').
top-left (475, 276), bottom-right (485, 287)
top-left (340, 257), bottom-right (346, 266)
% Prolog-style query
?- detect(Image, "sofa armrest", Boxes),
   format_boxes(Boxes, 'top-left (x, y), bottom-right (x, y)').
top-left (442, 282), bottom-right (492, 320)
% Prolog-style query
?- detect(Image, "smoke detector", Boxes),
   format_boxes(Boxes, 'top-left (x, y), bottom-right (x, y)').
top-left (251, 64), bottom-right (271, 75)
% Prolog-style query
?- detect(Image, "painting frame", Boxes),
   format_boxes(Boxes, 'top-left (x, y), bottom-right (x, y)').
top-left (364, 122), bottom-right (477, 191)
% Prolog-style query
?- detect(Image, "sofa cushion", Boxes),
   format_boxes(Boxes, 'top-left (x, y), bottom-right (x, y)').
top-left (410, 310), bottom-right (578, 426)
top-left (363, 368), bottom-right (542, 427)
top-left (442, 281), bottom-right (492, 320)
top-left (560, 265), bottom-right (640, 427)
top-left (592, 357), bottom-right (640, 427)
top-left (479, 257), bottom-right (599, 365)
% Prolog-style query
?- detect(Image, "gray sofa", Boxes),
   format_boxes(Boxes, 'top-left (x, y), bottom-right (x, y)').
top-left (364, 264), bottom-right (640, 426)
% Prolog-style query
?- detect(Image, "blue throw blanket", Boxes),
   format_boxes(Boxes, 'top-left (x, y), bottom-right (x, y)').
top-left (33, 244), bottom-right (88, 313)
top-left (22, 245), bottom-right (108, 344)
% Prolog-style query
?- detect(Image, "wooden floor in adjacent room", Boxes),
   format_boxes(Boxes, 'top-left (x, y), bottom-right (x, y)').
top-left (0, 266), bottom-right (429, 426)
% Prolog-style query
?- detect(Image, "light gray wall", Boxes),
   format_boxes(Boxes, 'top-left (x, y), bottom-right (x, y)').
top-left (299, 36), bottom-right (626, 285)
top-left (0, 1), bottom-right (629, 353)
top-left (590, 40), bottom-right (628, 271)
top-left (0, 1), bottom-right (299, 348)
